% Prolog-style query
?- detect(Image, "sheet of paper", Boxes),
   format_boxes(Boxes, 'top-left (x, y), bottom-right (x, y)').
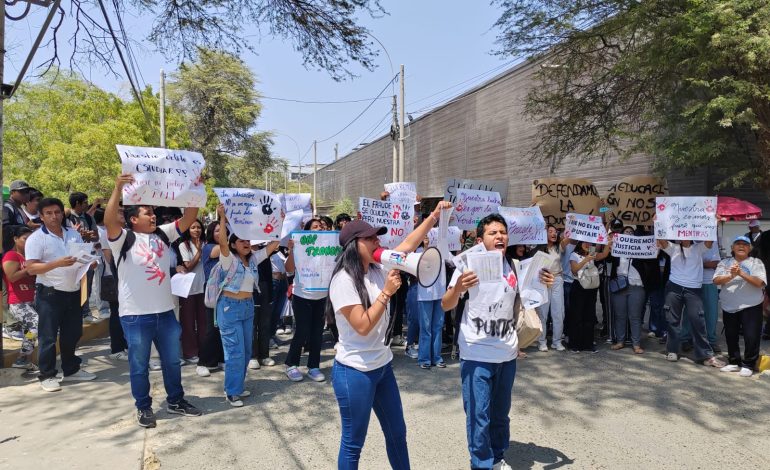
top-left (68, 243), bottom-right (99, 264)
top-left (451, 242), bottom-right (487, 271)
top-left (171, 272), bottom-right (197, 298)
top-left (518, 251), bottom-right (550, 309)
top-left (466, 251), bottom-right (503, 283)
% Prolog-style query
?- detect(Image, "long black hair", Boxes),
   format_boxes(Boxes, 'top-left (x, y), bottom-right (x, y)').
top-left (180, 218), bottom-right (204, 252)
top-left (324, 239), bottom-right (373, 321)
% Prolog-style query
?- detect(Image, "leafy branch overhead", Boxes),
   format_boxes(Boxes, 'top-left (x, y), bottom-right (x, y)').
top-left (492, 0), bottom-right (770, 190)
top-left (43, 0), bottom-right (386, 81)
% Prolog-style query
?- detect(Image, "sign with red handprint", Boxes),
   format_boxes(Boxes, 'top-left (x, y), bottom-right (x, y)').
top-left (214, 188), bottom-right (284, 242)
top-left (564, 212), bottom-right (609, 245)
top-left (116, 145), bottom-right (207, 208)
top-left (358, 196), bottom-right (414, 248)
top-left (654, 196), bottom-right (718, 241)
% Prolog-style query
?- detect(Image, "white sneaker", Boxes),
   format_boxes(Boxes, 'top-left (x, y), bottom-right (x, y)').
top-left (739, 367), bottom-right (753, 377)
top-left (61, 369), bottom-right (96, 381)
top-left (240, 389), bottom-right (251, 398)
top-left (196, 366), bottom-right (211, 377)
top-left (720, 364), bottom-right (740, 372)
top-left (248, 359), bottom-right (261, 370)
top-left (109, 351), bottom-right (129, 361)
top-left (666, 353), bottom-right (678, 362)
top-left (493, 459), bottom-right (513, 470)
top-left (390, 335), bottom-right (406, 346)
top-left (538, 344), bottom-right (548, 352)
top-left (553, 343), bottom-right (566, 352)
top-left (83, 315), bottom-right (100, 323)
top-left (40, 377), bottom-right (62, 392)
top-left (260, 358), bottom-right (276, 367)
top-left (149, 359), bottom-right (162, 371)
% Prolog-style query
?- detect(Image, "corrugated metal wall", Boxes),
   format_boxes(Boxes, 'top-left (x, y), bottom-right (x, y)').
top-left (314, 59), bottom-right (770, 213)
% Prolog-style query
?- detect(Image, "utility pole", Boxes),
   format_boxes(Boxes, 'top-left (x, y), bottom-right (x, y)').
top-left (398, 64), bottom-right (406, 182)
top-left (334, 142), bottom-right (339, 161)
top-left (297, 161), bottom-right (301, 193)
top-left (391, 94), bottom-right (398, 182)
top-left (159, 69), bottom-right (166, 148)
top-left (313, 140), bottom-right (318, 216)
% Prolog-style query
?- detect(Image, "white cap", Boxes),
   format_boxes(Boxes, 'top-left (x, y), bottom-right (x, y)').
top-left (749, 220), bottom-right (760, 228)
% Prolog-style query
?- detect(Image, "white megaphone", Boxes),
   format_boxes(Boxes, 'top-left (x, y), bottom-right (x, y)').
top-left (373, 247), bottom-right (443, 287)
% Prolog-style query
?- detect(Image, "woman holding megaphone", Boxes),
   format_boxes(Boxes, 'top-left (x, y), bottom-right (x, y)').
top-left (327, 200), bottom-right (452, 470)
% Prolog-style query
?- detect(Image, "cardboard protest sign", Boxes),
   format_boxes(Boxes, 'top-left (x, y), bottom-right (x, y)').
top-left (497, 206), bottom-right (547, 245)
top-left (453, 189), bottom-right (502, 230)
top-left (359, 197), bottom-right (414, 248)
top-left (214, 188), bottom-right (283, 241)
top-left (291, 231), bottom-right (341, 291)
top-left (532, 178), bottom-right (600, 228)
top-left (117, 145), bottom-right (207, 207)
top-left (384, 182), bottom-right (417, 204)
top-left (428, 226), bottom-right (462, 251)
top-left (444, 178), bottom-right (508, 204)
top-left (606, 176), bottom-right (668, 225)
top-left (564, 213), bottom-right (609, 244)
top-left (611, 234), bottom-right (658, 259)
top-left (654, 197), bottom-right (717, 241)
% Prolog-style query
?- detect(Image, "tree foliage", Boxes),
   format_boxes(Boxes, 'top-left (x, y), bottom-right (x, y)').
top-left (167, 48), bottom-right (273, 193)
top-left (4, 71), bottom-right (188, 201)
top-left (492, 0), bottom-right (770, 190)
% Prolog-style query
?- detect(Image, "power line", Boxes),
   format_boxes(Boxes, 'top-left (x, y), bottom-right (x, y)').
top-left (262, 95), bottom-right (390, 104)
top-left (342, 110), bottom-right (392, 155)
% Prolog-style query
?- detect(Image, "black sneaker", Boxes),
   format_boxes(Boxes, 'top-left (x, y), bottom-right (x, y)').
top-left (137, 408), bottom-right (157, 428)
top-left (167, 399), bottom-right (203, 417)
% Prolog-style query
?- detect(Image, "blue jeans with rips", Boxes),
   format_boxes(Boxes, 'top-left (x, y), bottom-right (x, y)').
top-left (121, 311), bottom-right (184, 410)
top-left (460, 358), bottom-right (517, 470)
top-left (217, 296), bottom-right (255, 396)
top-left (332, 360), bottom-right (410, 470)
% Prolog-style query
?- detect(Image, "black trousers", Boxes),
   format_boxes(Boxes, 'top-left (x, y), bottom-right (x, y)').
top-left (108, 301), bottom-right (127, 353)
top-left (724, 304), bottom-right (763, 369)
top-left (285, 296), bottom-right (325, 369)
top-left (569, 283), bottom-right (597, 351)
top-left (390, 276), bottom-right (408, 337)
top-left (252, 282), bottom-right (273, 360)
top-left (36, 286), bottom-right (83, 380)
top-left (198, 307), bottom-right (224, 367)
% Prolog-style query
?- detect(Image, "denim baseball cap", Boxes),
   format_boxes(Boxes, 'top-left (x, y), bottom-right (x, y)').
top-left (733, 235), bottom-right (752, 245)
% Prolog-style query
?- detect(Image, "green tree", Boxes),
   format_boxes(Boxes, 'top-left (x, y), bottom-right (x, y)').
top-left (168, 48), bottom-right (274, 195)
top-left (330, 197), bottom-right (356, 218)
top-left (492, 0), bottom-right (770, 190)
top-left (4, 71), bottom-right (189, 201)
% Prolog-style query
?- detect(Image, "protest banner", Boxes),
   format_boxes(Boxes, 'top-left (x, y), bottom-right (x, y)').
top-left (117, 145), bottom-right (207, 207)
top-left (214, 188), bottom-right (283, 241)
top-left (564, 213), bottom-right (609, 244)
top-left (444, 178), bottom-right (508, 204)
top-left (531, 177), bottom-right (600, 228)
top-left (291, 231), bottom-right (341, 291)
top-left (611, 234), bottom-right (658, 259)
top-left (428, 226), bottom-right (462, 251)
top-left (654, 196), bottom-right (717, 241)
top-left (453, 188), bottom-right (502, 230)
top-left (606, 176), bottom-right (668, 225)
top-left (384, 182), bottom-right (418, 204)
top-left (497, 206), bottom-right (547, 245)
top-left (359, 197), bottom-right (414, 248)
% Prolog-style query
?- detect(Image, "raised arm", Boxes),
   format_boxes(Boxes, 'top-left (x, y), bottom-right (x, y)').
top-left (394, 201), bottom-right (452, 253)
top-left (217, 204), bottom-right (230, 258)
top-left (105, 174), bottom-right (133, 240)
top-left (177, 207), bottom-right (200, 234)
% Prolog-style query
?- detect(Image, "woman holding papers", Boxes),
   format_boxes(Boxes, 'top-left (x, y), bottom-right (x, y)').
top-left (442, 214), bottom-right (554, 470)
top-left (327, 201), bottom-right (451, 470)
top-left (569, 241), bottom-right (611, 353)
top-left (215, 204), bottom-right (279, 407)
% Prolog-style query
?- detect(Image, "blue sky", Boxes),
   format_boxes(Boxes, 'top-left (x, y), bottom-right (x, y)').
top-left (6, 1), bottom-right (515, 170)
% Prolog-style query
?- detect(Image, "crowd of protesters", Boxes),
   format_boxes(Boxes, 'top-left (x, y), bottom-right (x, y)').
top-left (2, 175), bottom-right (769, 470)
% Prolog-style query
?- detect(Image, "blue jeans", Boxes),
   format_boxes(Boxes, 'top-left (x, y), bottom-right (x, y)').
top-left (332, 361), bottom-right (409, 470)
top-left (406, 283), bottom-right (419, 345)
top-left (460, 358), bottom-right (517, 470)
top-left (418, 299), bottom-right (444, 366)
top-left (217, 296), bottom-right (255, 396)
top-left (121, 311), bottom-right (184, 410)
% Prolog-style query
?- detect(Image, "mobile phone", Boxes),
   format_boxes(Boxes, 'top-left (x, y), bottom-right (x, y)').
top-left (589, 246), bottom-right (596, 255)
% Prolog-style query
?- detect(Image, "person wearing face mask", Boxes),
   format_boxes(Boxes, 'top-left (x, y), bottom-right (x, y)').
top-left (442, 214), bottom-right (555, 470)
top-left (713, 236), bottom-right (767, 377)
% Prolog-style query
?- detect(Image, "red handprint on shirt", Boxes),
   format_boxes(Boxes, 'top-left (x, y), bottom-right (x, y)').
top-left (145, 265), bottom-right (167, 285)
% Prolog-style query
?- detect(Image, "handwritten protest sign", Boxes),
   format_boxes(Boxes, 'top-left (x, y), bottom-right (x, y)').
top-left (453, 189), bottom-right (502, 230)
top-left (214, 188), bottom-right (283, 241)
top-left (564, 213), bottom-right (609, 244)
top-left (280, 209), bottom-right (305, 244)
top-left (445, 178), bottom-right (508, 204)
top-left (654, 197), bottom-right (717, 241)
top-left (611, 234), bottom-right (658, 259)
top-left (278, 193), bottom-right (313, 224)
top-left (384, 182), bottom-right (417, 204)
top-left (291, 231), bottom-right (341, 291)
top-left (532, 178), bottom-right (600, 228)
top-left (117, 145), bottom-right (207, 207)
top-left (497, 206), bottom-right (547, 245)
top-left (606, 176), bottom-right (668, 225)
top-left (359, 197), bottom-right (414, 248)
top-left (429, 226), bottom-right (462, 251)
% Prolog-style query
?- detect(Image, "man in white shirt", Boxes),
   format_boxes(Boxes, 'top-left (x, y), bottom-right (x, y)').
top-left (26, 198), bottom-right (97, 392)
top-left (105, 173), bottom-right (203, 428)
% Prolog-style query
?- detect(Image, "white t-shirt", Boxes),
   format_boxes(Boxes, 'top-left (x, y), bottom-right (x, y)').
top-left (663, 242), bottom-right (708, 289)
top-left (179, 242), bottom-right (205, 295)
top-left (617, 257), bottom-right (643, 287)
top-left (329, 267), bottom-right (393, 371)
top-left (448, 257), bottom-right (519, 364)
top-left (701, 243), bottom-right (721, 285)
top-left (714, 257), bottom-right (767, 313)
top-left (25, 225), bottom-right (84, 292)
top-left (108, 222), bottom-right (181, 316)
